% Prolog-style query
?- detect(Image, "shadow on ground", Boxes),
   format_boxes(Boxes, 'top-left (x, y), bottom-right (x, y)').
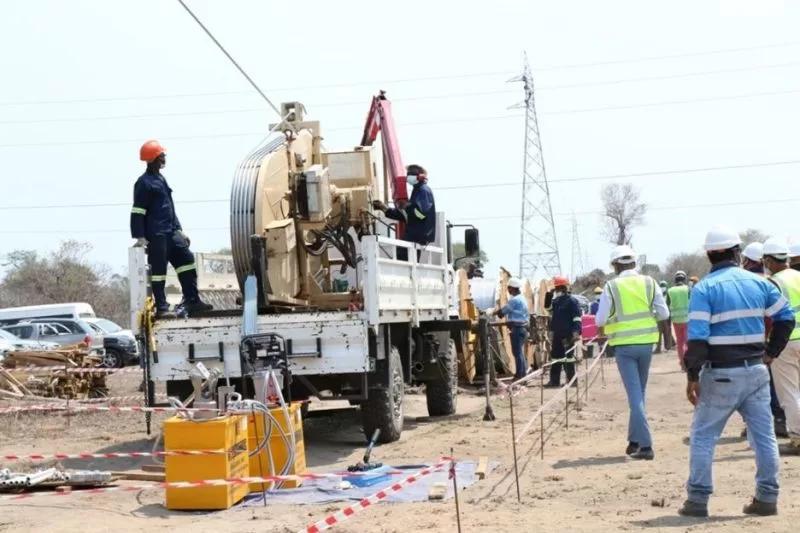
top-left (630, 514), bottom-right (744, 528)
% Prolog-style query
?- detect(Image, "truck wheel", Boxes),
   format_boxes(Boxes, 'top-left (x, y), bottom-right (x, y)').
top-left (361, 347), bottom-right (404, 444)
top-left (425, 339), bottom-right (458, 417)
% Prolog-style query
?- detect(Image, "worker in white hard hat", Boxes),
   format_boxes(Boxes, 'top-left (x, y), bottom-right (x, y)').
top-left (680, 227), bottom-right (794, 518)
top-left (762, 237), bottom-right (800, 456)
top-left (595, 244), bottom-right (669, 461)
top-left (489, 277), bottom-right (530, 381)
top-left (789, 239), bottom-right (800, 272)
top-left (738, 241), bottom-right (788, 440)
top-left (667, 271), bottom-right (690, 368)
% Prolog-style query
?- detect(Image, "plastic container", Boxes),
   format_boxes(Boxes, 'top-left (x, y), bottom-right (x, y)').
top-left (343, 465), bottom-right (393, 488)
top-left (581, 315), bottom-right (598, 340)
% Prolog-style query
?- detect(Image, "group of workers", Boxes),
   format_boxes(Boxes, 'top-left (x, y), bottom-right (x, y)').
top-left (491, 227), bottom-right (800, 518)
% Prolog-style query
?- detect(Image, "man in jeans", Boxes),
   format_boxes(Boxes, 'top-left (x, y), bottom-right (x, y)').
top-left (680, 227), bottom-right (795, 518)
top-left (596, 244), bottom-right (669, 460)
top-left (762, 237), bottom-right (800, 456)
top-left (490, 277), bottom-right (529, 381)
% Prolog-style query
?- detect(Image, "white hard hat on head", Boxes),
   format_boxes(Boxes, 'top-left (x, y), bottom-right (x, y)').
top-left (703, 226), bottom-right (741, 252)
top-left (675, 270), bottom-right (687, 280)
top-left (789, 238), bottom-right (800, 258)
top-left (507, 277), bottom-right (523, 289)
top-left (610, 244), bottom-right (636, 265)
top-left (762, 237), bottom-right (789, 259)
top-left (742, 242), bottom-right (763, 261)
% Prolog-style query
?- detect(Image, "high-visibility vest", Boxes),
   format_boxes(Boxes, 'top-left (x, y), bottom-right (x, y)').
top-left (667, 285), bottom-right (690, 324)
top-left (771, 268), bottom-right (800, 341)
top-left (604, 275), bottom-right (659, 346)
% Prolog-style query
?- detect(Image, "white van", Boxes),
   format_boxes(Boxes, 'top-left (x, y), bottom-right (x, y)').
top-left (0, 303), bottom-right (96, 326)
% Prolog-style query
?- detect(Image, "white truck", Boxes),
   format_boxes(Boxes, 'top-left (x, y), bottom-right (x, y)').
top-left (129, 96), bottom-right (480, 443)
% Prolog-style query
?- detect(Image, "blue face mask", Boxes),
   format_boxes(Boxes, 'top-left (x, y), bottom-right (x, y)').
top-left (406, 175), bottom-right (419, 186)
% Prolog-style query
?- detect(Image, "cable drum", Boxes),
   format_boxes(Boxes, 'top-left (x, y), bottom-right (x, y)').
top-left (468, 278), bottom-right (501, 311)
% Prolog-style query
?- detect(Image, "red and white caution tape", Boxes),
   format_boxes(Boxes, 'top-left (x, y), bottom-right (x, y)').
top-left (2, 365), bottom-right (142, 375)
top-left (0, 404), bottom-right (221, 415)
top-left (0, 450), bottom-right (224, 461)
top-left (6, 394), bottom-right (165, 405)
top-left (300, 458), bottom-right (450, 533)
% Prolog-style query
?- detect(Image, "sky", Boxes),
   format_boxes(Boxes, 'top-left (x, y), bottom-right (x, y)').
top-left (2, 0), bottom-right (799, 284)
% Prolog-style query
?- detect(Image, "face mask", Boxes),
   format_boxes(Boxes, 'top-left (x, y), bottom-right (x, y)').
top-left (406, 175), bottom-right (419, 186)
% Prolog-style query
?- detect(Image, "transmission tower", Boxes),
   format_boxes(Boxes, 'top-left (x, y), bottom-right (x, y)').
top-left (509, 52), bottom-right (561, 281)
top-left (570, 214), bottom-right (585, 280)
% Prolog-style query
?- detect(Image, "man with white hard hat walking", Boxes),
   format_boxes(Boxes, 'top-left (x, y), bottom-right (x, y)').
top-left (762, 237), bottom-right (800, 455)
top-left (596, 244), bottom-right (669, 460)
top-left (680, 227), bottom-right (795, 518)
top-left (490, 277), bottom-right (530, 381)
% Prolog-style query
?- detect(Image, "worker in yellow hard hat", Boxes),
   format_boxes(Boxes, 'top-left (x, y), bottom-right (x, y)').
top-left (590, 287), bottom-right (602, 315)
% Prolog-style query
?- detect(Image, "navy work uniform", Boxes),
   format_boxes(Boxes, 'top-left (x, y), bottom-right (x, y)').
top-left (130, 169), bottom-right (201, 315)
top-left (548, 286), bottom-right (583, 387)
top-left (381, 167), bottom-right (436, 262)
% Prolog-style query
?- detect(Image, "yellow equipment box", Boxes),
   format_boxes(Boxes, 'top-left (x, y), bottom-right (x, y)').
top-left (163, 414), bottom-right (249, 510)
top-left (247, 402), bottom-right (307, 492)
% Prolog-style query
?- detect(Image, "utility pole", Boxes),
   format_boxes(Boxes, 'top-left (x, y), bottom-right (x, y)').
top-left (509, 52), bottom-right (561, 282)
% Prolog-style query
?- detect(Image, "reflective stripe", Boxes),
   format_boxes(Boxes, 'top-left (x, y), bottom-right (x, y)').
top-left (572, 317), bottom-right (582, 322)
top-left (708, 333), bottom-right (765, 345)
top-left (667, 285), bottom-right (690, 323)
top-left (131, 207), bottom-right (147, 215)
top-left (689, 311), bottom-right (711, 321)
top-left (765, 295), bottom-right (789, 317)
top-left (605, 276), bottom-right (655, 325)
top-left (710, 308), bottom-right (765, 323)
top-left (150, 275), bottom-right (167, 282)
top-left (606, 326), bottom-right (659, 339)
top-left (604, 275), bottom-right (659, 346)
top-left (174, 263), bottom-right (196, 275)
top-left (413, 208), bottom-right (426, 219)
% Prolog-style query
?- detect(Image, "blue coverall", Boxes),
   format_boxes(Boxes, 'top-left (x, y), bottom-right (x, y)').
top-left (130, 170), bottom-right (199, 311)
top-left (549, 293), bottom-right (583, 386)
top-left (384, 182), bottom-right (436, 261)
top-left (499, 293), bottom-right (530, 380)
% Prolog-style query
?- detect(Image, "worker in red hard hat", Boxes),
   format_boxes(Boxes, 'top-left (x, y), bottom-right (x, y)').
top-left (546, 275), bottom-right (583, 388)
top-left (130, 140), bottom-right (213, 318)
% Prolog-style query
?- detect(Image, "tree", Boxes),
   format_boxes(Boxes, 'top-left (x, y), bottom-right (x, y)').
top-left (452, 242), bottom-right (488, 270)
top-left (662, 251), bottom-right (710, 280)
top-left (572, 268), bottom-right (609, 295)
top-left (600, 182), bottom-right (647, 246)
top-left (739, 228), bottom-right (769, 246)
top-left (0, 241), bottom-right (129, 326)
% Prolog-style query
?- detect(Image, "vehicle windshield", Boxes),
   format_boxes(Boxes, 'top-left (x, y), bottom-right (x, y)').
top-left (0, 330), bottom-right (21, 341)
top-left (91, 319), bottom-right (122, 333)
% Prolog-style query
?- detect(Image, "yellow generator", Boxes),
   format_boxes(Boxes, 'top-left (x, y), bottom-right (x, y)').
top-left (163, 414), bottom-right (249, 510)
top-left (247, 402), bottom-right (306, 492)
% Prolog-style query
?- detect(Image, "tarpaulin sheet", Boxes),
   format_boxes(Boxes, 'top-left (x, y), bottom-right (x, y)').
top-left (239, 460), bottom-right (498, 506)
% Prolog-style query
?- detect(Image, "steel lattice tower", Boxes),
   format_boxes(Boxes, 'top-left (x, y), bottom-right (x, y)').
top-left (570, 213), bottom-right (585, 280)
top-left (509, 52), bottom-right (561, 281)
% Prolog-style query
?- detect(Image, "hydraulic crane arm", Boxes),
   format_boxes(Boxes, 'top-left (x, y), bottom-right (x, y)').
top-left (360, 91), bottom-right (408, 209)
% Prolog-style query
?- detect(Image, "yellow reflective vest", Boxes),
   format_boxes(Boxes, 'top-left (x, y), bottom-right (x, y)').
top-left (604, 275), bottom-right (659, 346)
top-left (772, 268), bottom-right (800, 341)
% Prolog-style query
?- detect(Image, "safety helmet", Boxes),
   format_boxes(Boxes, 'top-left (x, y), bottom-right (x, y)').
top-left (702, 226), bottom-right (741, 252)
top-left (507, 277), bottom-right (523, 289)
top-left (675, 270), bottom-right (687, 282)
top-left (610, 244), bottom-right (636, 265)
top-left (593, 286), bottom-right (602, 294)
top-left (742, 242), bottom-right (764, 261)
top-left (140, 140), bottom-right (166, 162)
top-left (762, 237), bottom-right (789, 259)
top-left (552, 275), bottom-right (569, 288)
top-left (659, 280), bottom-right (668, 288)
top-left (789, 238), bottom-right (800, 258)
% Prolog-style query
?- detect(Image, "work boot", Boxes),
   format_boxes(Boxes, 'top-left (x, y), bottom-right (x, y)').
top-left (678, 500), bottom-right (708, 517)
top-left (544, 383), bottom-right (561, 389)
top-left (778, 440), bottom-right (800, 456)
top-left (775, 420), bottom-right (789, 439)
top-left (742, 498), bottom-right (777, 516)
top-left (155, 307), bottom-right (177, 319)
top-left (625, 442), bottom-right (639, 456)
top-left (630, 447), bottom-right (655, 461)
top-left (185, 299), bottom-right (214, 316)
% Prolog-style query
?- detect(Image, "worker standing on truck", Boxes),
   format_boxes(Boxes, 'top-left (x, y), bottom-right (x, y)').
top-left (488, 277), bottom-right (529, 381)
top-left (762, 237), bottom-right (800, 455)
top-left (372, 164), bottom-right (436, 262)
top-left (680, 227), bottom-right (794, 518)
top-left (596, 244), bottom-right (668, 460)
top-left (546, 276), bottom-right (582, 388)
top-left (130, 140), bottom-right (213, 318)
top-left (667, 271), bottom-right (691, 368)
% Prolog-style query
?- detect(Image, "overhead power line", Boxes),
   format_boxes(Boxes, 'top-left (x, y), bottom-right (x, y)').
top-left (1, 159), bottom-right (798, 212)
top-left (3, 40), bottom-right (799, 107)
top-left (3, 196), bottom-right (799, 235)
top-left (3, 85), bottom-right (799, 141)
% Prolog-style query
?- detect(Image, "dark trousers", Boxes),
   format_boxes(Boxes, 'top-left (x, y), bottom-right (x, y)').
top-left (549, 335), bottom-right (575, 385)
top-left (147, 232), bottom-right (199, 310)
top-left (656, 319), bottom-right (673, 352)
top-left (510, 325), bottom-right (528, 380)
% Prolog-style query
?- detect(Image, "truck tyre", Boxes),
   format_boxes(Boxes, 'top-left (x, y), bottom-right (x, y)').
top-left (361, 347), bottom-right (404, 444)
top-left (425, 339), bottom-right (458, 417)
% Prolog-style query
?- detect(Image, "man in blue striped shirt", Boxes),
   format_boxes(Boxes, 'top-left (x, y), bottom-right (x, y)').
top-left (680, 227), bottom-right (795, 518)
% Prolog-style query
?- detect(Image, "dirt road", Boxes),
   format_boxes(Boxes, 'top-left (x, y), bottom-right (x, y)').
top-left (1, 352), bottom-right (798, 532)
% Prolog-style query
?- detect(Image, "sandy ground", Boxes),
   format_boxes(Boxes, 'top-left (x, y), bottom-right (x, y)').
top-left (1, 351), bottom-right (799, 532)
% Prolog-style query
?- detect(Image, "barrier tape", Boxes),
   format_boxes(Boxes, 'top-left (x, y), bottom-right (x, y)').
top-left (1, 366), bottom-right (141, 375)
top-left (0, 405), bottom-right (221, 415)
top-left (514, 341), bottom-right (608, 443)
top-left (300, 458), bottom-right (451, 533)
top-left (4, 394), bottom-right (166, 405)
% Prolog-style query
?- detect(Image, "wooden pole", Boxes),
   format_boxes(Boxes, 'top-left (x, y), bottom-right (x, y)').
top-left (450, 448), bottom-right (463, 533)
top-left (509, 393), bottom-right (521, 502)
top-left (540, 370), bottom-right (545, 459)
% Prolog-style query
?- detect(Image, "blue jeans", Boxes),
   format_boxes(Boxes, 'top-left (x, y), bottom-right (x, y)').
top-left (510, 326), bottom-right (527, 380)
top-left (687, 363), bottom-right (779, 505)
top-left (614, 344), bottom-right (653, 448)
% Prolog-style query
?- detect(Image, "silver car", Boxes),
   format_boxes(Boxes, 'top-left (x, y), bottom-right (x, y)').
top-left (3, 320), bottom-right (105, 357)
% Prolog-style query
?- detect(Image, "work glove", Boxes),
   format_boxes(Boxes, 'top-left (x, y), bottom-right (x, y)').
top-left (133, 238), bottom-right (148, 248)
top-left (177, 230), bottom-right (191, 247)
top-left (371, 200), bottom-right (388, 212)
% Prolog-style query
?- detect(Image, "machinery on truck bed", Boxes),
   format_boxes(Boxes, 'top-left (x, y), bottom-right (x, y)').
top-left (130, 93), bottom-right (481, 443)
